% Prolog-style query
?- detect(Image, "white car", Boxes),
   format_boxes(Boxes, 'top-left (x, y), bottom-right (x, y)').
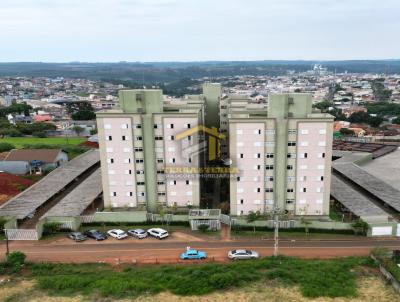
top-left (228, 249), bottom-right (259, 260)
top-left (107, 229), bottom-right (128, 240)
top-left (127, 229), bottom-right (148, 239)
top-left (147, 228), bottom-right (169, 239)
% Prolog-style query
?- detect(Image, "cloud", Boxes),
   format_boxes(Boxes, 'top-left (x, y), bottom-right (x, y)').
top-left (0, 0), bottom-right (399, 61)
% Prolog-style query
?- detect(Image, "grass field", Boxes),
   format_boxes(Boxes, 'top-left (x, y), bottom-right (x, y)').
top-left (0, 256), bottom-right (388, 301)
top-left (0, 137), bottom-right (86, 148)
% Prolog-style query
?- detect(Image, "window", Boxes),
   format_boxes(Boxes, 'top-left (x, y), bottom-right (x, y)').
top-left (287, 188), bottom-right (294, 193)
top-left (265, 199), bottom-right (274, 205)
top-left (257, 188), bottom-right (261, 193)
top-left (137, 182), bottom-right (145, 185)
top-left (169, 123), bottom-right (174, 129)
top-left (110, 192), bottom-right (117, 197)
top-left (266, 153), bottom-right (274, 158)
top-left (265, 141), bottom-right (275, 147)
top-left (288, 141), bottom-right (296, 146)
top-left (136, 136), bottom-right (143, 141)
top-left (107, 158), bottom-right (114, 164)
top-left (302, 188), bottom-right (307, 192)
top-left (265, 165), bottom-right (274, 170)
top-left (288, 129), bottom-right (297, 134)
top-left (187, 123), bottom-right (191, 129)
top-left (104, 124), bottom-right (112, 129)
top-left (136, 170), bottom-right (144, 174)
top-left (157, 170), bottom-right (165, 174)
top-left (240, 153), bottom-right (244, 158)
top-left (106, 135), bottom-right (112, 141)
top-left (287, 153), bottom-right (296, 158)
top-left (318, 176), bottom-right (324, 181)
top-left (135, 159), bottom-right (144, 163)
top-left (286, 199), bottom-right (294, 204)
top-left (134, 147), bottom-right (143, 152)
top-left (135, 124), bottom-right (142, 129)
top-left (299, 153), bottom-right (308, 159)
top-left (257, 165), bottom-right (261, 170)
top-left (155, 136), bottom-right (163, 140)
top-left (266, 176), bottom-right (274, 181)
top-left (158, 192), bottom-right (166, 196)
top-left (186, 180), bottom-right (190, 185)
top-left (121, 124), bottom-right (128, 129)
top-left (265, 188), bottom-right (273, 193)
top-left (127, 192), bottom-right (133, 197)
top-left (240, 199), bottom-right (244, 204)
top-left (256, 153), bottom-right (261, 158)
top-left (154, 124), bottom-right (158, 129)
top-left (188, 158), bottom-right (192, 163)
top-left (122, 135), bottom-right (126, 141)
top-left (169, 135), bottom-right (175, 141)
top-left (287, 165), bottom-right (294, 170)
top-left (301, 129), bottom-right (309, 135)
top-left (287, 176), bottom-right (296, 182)
top-left (157, 159), bottom-right (164, 163)
top-left (157, 181), bottom-right (164, 185)
top-left (237, 176), bottom-right (241, 182)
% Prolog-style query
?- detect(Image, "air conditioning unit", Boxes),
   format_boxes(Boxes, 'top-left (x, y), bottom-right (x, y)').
top-left (288, 97), bottom-right (294, 105)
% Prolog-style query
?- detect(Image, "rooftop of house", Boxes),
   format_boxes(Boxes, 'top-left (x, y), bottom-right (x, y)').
top-left (2, 149), bottom-right (65, 163)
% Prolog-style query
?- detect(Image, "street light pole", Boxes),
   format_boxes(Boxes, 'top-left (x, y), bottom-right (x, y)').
top-left (273, 208), bottom-right (280, 257)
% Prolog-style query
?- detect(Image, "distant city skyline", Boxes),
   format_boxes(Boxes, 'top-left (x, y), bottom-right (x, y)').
top-left (0, 0), bottom-right (399, 62)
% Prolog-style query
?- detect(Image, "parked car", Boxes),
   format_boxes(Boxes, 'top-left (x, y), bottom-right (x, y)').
top-left (127, 229), bottom-right (148, 239)
top-left (84, 229), bottom-right (107, 241)
top-left (67, 232), bottom-right (87, 242)
top-left (228, 249), bottom-right (259, 260)
top-left (180, 249), bottom-right (207, 260)
top-left (107, 229), bottom-right (128, 240)
top-left (147, 228), bottom-right (169, 239)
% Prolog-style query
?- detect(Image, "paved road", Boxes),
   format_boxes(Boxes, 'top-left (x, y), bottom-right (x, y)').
top-left (1, 238), bottom-right (399, 264)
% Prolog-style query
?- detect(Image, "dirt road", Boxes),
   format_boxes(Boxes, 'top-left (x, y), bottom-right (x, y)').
top-left (1, 236), bottom-right (398, 264)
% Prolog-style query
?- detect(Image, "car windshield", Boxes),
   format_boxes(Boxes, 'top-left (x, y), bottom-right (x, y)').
top-left (245, 250), bottom-right (252, 254)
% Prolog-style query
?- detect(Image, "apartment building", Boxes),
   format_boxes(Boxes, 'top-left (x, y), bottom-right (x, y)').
top-left (229, 93), bottom-right (334, 217)
top-left (97, 89), bottom-right (204, 212)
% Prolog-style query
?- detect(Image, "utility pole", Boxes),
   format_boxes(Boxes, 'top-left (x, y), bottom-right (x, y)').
top-left (4, 229), bottom-right (9, 256)
top-left (273, 207), bottom-right (281, 257)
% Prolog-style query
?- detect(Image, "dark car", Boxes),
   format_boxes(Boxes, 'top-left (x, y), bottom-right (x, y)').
top-left (68, 232), bottom-right (87, 242)
top-left (84, 229), bottom-right (107, 241)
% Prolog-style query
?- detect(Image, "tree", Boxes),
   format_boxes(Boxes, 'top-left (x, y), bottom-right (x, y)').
top-left (368, 116), bottom-right (383, 128)
top-left (348, 111), bottom-right (370, 124)
top-left (73, 126), bottom-right (85, 136)
top-left (300, 216), bottom-right (312, 236)
top-left (246, 211), bottom-right (260, 233)
top-left (67, 102), bottom-right (96, 120)
top-left (314, 100), bottom-right (333, 111)
top-left (393, 117), bottom-right (400, 125)
top-left (340, 128), bottom-right (355, 136)
top-left (352, 218), bottom-right (369, 236)
top-left (0, 142), bottom-right (15, 152)
top-left (328, 108), bottom-right (347, 121)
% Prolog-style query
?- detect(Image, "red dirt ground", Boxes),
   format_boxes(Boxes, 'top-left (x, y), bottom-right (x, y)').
top-left (0, 172), bottom-right (35, 204)
top-left (79, 141), bottom-right (99, 148)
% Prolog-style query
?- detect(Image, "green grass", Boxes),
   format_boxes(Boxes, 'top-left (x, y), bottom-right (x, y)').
top-left (0, 137), bottom-right (85, 148)
top-left (28, 256), bottom-right (373, 299)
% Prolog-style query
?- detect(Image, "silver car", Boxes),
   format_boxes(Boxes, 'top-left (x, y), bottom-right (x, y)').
top-left (228, 249), bottom-right (259, 260)
top-left (127, 229), bottom-right (148, 239)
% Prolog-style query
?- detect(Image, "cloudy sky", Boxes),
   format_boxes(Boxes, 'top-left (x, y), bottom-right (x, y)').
top-left (0, 0), bottom-right (399, 62)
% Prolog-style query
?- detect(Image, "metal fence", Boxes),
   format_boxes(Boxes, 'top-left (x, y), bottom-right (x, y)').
top-left (80, 215), bottom-right (95, 224)
top-left (5, 229), bottom-right (39, 240)
top-left (219, 214), bottom-right (231, 225)
top-left (190, 219), bottom-right (221, 231)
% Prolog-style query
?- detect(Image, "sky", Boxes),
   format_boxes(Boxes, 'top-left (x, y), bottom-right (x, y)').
top-left (0, 0), bottom-right (399, 62)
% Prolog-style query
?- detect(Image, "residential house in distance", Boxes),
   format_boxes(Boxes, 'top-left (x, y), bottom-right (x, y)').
top-left (229, 94), bottom-right (334, 217)
top-left (0, 149), bottom-right (68, 174)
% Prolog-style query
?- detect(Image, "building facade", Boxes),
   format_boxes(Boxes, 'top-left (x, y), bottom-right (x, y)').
top-left (97, 89), bottom-right (204, 212)
top-left (229, 93), bottom-right (334, 217)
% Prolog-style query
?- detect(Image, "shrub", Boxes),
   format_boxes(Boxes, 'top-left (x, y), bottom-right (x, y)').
top-left (0, 142), bottom-right (15, 152)
top-left (5, 251), bottom-right (26, 272)
top-left (42, 222), bottom-right (62, 235)
top-left (32, 131), bottom-right (47, 138)
top-left (197, 224), bottom-right (209, 233)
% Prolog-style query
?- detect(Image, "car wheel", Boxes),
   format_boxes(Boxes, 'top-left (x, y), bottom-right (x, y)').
top-left (200, 257), bottom-right (205, 260)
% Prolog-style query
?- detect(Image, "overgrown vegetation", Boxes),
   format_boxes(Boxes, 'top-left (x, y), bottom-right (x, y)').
top-left (370, 247), bottom-right (400, 283)
top-left (0, 251), bottom-right (27, 274)
top-left (27, 256), bottom-right (373, 299)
